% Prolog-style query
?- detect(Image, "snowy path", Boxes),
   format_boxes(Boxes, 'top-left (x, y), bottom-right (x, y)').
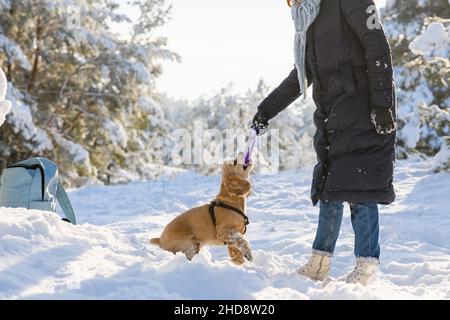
top-left (0, 159), bottom-right (449, 299)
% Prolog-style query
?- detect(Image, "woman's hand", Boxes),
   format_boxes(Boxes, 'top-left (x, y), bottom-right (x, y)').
top-left (370, 108), bottom-right (396, 135)
top-left (250, 112), bottom-right (269, 136)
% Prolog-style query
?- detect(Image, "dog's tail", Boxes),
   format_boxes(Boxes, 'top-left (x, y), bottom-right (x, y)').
top-left (150, 238), bottom-right (161, 247)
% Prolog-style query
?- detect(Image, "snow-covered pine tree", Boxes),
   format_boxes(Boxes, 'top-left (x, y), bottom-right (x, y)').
top-left (381, 0), bottom-right (450, 163)
top-left (0, 0), bottom-right (178, 186)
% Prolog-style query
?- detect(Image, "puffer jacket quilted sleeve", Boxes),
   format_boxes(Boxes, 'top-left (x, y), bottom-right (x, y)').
top-left (257, 63), bottom-right (313, 121)
top-left (340, 0), bottom-right (394, 110)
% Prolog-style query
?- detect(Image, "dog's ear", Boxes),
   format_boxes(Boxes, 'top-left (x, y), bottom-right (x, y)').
top-left (224, 175), bottom-right (251, 198)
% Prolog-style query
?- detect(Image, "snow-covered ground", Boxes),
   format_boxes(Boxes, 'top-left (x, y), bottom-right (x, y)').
top-left (0, 159), bottom-right (449, 300)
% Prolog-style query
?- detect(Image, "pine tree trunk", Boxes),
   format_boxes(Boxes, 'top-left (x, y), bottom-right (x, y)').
top-left (6, 61), bottom-right (12, 81)
top-left (27, 16), bottom-right (42, 93)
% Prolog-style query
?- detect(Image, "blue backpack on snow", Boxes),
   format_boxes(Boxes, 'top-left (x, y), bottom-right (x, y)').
top-left (0, 157), bottom-right (77, 224)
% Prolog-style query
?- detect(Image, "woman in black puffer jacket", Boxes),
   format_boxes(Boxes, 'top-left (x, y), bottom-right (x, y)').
top-left (251, 0), bottom-right (397, 285)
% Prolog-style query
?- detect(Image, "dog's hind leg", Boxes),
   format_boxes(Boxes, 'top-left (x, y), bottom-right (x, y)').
top-left (162, 233), bottom-right (200, 261)
top-left (182, 241), bottom-right (200, 261)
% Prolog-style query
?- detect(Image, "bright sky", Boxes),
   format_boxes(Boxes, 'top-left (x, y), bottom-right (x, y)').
top-left (153, 0), bottom-right (387, 101)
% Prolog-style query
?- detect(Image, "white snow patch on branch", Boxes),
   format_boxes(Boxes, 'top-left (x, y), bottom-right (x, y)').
top-left (5, 84), bottom-right (52, 152)
top-left (0, 35), bottom-right (32, 70)
top-left (0, 67), bottom-right (12, 127)
top-left (409, 22), bottom-right (450, 60)
top-left (52, 132), bottom-right (90, 165)
top-left (103, 119), bottom-right (128, 148)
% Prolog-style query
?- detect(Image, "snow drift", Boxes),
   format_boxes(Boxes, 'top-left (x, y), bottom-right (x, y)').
top-left (0, 159), bottom-right (449, 299)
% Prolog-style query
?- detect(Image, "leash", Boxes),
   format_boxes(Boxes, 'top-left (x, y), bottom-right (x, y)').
top-left (208, 200), bottom-right (250, 234)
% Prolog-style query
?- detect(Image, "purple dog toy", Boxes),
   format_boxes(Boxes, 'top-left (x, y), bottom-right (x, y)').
top-left (244, 128), bottom-right (257, 168)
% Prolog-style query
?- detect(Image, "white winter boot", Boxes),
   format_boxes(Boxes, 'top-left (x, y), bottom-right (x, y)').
top-left (345, 258), bottom-right (379, 285)
top-left (297, 252), bottom-right (331, 281)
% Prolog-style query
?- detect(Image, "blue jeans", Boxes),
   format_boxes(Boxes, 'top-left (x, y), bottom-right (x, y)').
top-left (312, 201), bottom-right (380, 259)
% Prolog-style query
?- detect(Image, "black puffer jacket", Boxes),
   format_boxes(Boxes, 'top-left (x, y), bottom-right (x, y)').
top-left (257, 0), bottom-right (396, 206)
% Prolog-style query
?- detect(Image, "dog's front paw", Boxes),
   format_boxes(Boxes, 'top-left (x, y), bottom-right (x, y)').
top-left (242, 247), bottom-right (253, 262)
top-left (235, 238), bottom-right (253, 262)
top-left (228, 246), bottom-right (245, 265)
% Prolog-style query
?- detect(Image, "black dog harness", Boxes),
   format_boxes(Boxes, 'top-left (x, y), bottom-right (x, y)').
top-left (208, 200), bottom-right (249, 234)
